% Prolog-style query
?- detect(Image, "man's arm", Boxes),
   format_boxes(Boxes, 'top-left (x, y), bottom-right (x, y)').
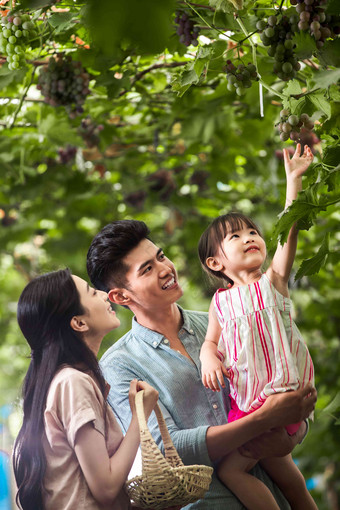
top-left (102, 353), bottom-right (316, 466)
top-left (205, 384), bottom-right (316, 462)
top-left (238, 421), bottom-right (308, 460)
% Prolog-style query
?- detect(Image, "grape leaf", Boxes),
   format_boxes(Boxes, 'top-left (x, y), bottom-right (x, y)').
top-left (323, 144), bottom-right (340, 167)
top-left (272, 185), bottom-right (324, 244)
top-left (282, 79), bottom-right (303, 97)
top-left (320, 391), bottom-right (340, 416)
top-left (209, 0), bottom-right (238, 13)
top-left (318, 38), bottom-right (340, 67)
top-left (325, 0), bottom-right (340, 15)
top-left (308, 91), bottom-right (332, 119)
top-left (47, 12), bottom-right (76, 33)
top-left (295, 234), bottom-right (329, 280)
top-left (308, 69), bottom-right (340, 89)
top-left (291, 31), bottom-right (317, 59)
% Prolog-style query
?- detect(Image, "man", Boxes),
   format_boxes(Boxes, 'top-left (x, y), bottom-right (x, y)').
top-left (87, 219), bottom-right (316, 510)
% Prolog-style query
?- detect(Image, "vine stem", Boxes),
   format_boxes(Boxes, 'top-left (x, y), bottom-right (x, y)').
top-left (9, 66), bottom-right (37, 129)
top-left (235, 16), bottom-right (284, 100)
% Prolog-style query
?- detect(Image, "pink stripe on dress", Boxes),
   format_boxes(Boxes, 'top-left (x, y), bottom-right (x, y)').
top-left (215, 292), bottom-right (223, 323)
top-left (273, 308), bottom-right (290, 387)
top-left (255, 310), bottom-right (273, 382)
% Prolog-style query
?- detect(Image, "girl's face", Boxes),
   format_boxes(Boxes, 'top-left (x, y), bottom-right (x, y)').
top-left (208, 222), bottom-right (266, 279)
top-left (72, 275), bottom-right (120, 341)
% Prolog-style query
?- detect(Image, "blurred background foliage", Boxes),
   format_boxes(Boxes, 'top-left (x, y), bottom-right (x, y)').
top-left (0, 0), bottom-right (339, 508)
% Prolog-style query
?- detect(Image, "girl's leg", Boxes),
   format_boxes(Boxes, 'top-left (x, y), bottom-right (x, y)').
top-left (217, 449), bottom-right (281, 510)
top-left (260, 454), bottom-right (318, 510)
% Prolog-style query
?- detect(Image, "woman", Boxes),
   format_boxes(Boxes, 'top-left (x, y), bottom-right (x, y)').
top-left (13, 268), bottom-right (177, 510)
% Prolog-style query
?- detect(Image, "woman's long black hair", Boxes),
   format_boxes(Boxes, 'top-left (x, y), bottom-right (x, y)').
top-left (13, 268), bottom-right (107, 510)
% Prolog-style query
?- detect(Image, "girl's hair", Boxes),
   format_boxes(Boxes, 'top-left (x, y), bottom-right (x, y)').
top-left (13, 268), bottom-right (107, 510)
top-left (198, 212), bottom-right (263, 286)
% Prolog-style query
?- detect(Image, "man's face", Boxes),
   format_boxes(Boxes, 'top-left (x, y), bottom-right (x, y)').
top-left (117, 238), bottom-right (183, 312)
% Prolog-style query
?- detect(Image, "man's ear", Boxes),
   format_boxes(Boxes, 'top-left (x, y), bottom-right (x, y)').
top-left (108, 288), bottom-right (132, 306)
top-left (70, 316), bottom-right (89, 333)
top-left (206, 256), bottom-right (224, 272)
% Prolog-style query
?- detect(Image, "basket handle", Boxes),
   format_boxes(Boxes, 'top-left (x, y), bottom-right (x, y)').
top-left (135, 390), bottom-right (183, 468)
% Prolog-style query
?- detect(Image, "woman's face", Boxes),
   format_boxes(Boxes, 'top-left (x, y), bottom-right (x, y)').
top-left (72, 275), bottom-right (120, 339)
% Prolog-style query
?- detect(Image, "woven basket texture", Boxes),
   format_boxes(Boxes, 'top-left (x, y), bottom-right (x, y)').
top-left (125, 390), bottom-right (213, 510)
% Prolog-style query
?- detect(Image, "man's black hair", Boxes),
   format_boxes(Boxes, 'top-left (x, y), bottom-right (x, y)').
top-left (87, 220), bottom-right (151, 292)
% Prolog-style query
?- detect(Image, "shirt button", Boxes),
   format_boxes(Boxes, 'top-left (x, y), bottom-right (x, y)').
top-left (212, 404), bottom-right (218, 409)
top-left (189, 329), bottom-right (194, 334)
top-left (164, 339), bottom-right (169, 344)
top-left (153, 341), bottom-right (157, 347)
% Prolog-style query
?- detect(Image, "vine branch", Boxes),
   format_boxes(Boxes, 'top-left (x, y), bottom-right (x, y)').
top-left (9, 66), bottom-right (37, 129)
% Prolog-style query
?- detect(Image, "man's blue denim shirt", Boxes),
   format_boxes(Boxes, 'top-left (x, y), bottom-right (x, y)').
top-left (100, 306), bottom-right (290, 509)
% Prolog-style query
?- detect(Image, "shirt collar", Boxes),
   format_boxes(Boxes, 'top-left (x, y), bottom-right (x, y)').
top-left (131, 305), bottom-right (195, 348)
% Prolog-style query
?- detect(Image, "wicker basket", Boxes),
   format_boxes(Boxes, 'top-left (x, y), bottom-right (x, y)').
top-left (125, 390), bottom-right (213, 510)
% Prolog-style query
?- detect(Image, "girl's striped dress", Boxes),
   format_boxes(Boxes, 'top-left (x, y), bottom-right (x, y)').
top-left (214, 273), bottom-right (314, 415)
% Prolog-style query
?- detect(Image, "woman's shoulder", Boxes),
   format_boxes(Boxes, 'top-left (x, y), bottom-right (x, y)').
top-left (49, 366), bottom-right (96, 395)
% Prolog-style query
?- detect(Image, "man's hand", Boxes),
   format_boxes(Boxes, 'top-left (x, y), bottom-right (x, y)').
top-left (259, 384), bottom-right (317, 429)
top-left (238, 421), bottom-right (307, 460)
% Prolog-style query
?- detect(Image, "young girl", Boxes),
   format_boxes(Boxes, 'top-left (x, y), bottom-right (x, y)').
top-left (198, 144), bottom-right (317, 510)
top-left (13, 268), bottom-right (179, 510)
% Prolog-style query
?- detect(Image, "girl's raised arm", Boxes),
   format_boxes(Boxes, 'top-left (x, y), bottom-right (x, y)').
top-left (268, 143), bottom-right (314, 295)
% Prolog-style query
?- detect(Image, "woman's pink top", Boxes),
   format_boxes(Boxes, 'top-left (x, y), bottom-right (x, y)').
top-left (214, 273), bottom-right (314, 415)
top-left (42, 366), bottom-right (131, 510)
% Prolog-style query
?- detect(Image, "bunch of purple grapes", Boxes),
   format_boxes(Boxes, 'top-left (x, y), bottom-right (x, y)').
top-left (277, 109), bottom-right (314, 142)
top-left (174, 11), bottom-right (199, 47)
top-left (225, 60), bottom-right (259, 96)
top-left (290, 0), bottom-right (340, 49)
top-left (0, 11), bottom-right (38, 70)
top-left (78, 117), bottom-right (104, 148)
top-left (58, 145), bottom-right (77, 164)
top-left (37, 54), bottom-right (90, 116)
top-left (256, 15), bottom-right (301, 81)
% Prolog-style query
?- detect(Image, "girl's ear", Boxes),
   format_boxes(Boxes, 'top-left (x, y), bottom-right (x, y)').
top-left (70, 316), bottom-right (89, 333)
top-left (206, 257), bottom-right (224, 272)
top-left (108, 288), bottom-right (132, 306)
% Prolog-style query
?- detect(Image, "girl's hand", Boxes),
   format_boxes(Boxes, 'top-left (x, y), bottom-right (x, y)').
top-left (283, 143), bottom-right (313, 180)
top-left (201, 355), bottom-right (230, 392)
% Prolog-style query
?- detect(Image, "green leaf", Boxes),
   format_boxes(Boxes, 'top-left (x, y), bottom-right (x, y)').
top-left (295, 234), bottom-right (329, 279)
top-left (320, 392), bottom-right (340, 415)
top-left (209, 0), bottom-right (234, 13)
top-left (308, 91), bottom-right (332, 118)
top-left (325, 0), bottom-right (340, 15)
top-left (39, 114), bottom-right (82, 145)
top-left (273, 185), bottom-right (324, 244)
top-left (282, 79), bottom-right (303, 97)
top-left (308, 69), bottom-right (340, 89)
top-left (318, 38), bottom-right (340, 67)
top-left (291, 31), bottom-right (317, 59)
top-left (47, 12), bottom-right (76, 33)
top-left (323, 143), bottom-right (340, 167)
top-left (84, 0), bottom-right (176, 55)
